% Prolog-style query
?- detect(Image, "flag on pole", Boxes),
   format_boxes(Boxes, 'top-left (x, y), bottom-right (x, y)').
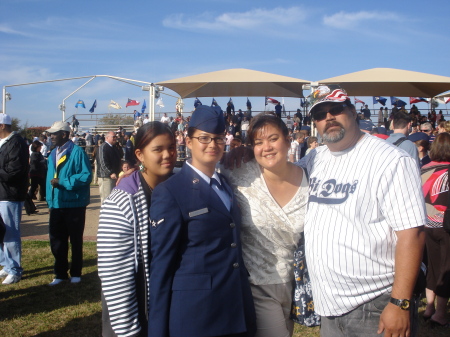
top-left (109, 100), bottom-right (122, 109)
top-left (89, 99), bottom-right (97, 113)
top-left (354, 97), bottom-right (365, 105)
top-left (246, 98), bottom-right (252, 109)
top-left (194, 97), bottom-right (202, 108)
top-left (156, 97), bottom-right (164, 108)
top-left (228, 98), bottom-right (235, 111)
top-left (390, 97), bottom-right (407, 107)
top-left (445, 97), bottom-right (450, 104)
top-left (75, 100), bottom-right (85, 108)
top-left (265, 97), bottom-right (280, 105)
top-left (300, 98), bottom-right (306, 108)
top-left (141, 99), bottom-right (147, 114)
top-left (126, 98), bottom-right (140, 107)
top-left (211, 98), bottom-right (218, 107)
top-left (373, 96), bottom-right (387, 106)
top-left (409, 97), bottom-right (429, 104)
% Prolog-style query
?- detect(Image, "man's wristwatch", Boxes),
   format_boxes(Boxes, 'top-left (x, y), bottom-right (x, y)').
top-left (390, 297), bottom-right (411, 310)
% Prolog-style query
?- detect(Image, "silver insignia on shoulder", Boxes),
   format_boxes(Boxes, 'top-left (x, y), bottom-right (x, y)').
top-left (193, 178), bottom-right (199, 184)
top-left (151, 219), bottom-right (164, 228)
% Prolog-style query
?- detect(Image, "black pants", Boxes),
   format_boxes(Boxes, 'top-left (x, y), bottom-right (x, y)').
top-left (28, 176), bottom-right (46, 200)
top-left (49, 207), bottom-right (86, 279)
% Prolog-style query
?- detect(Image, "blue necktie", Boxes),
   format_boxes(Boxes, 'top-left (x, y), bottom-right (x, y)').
top-left (211, 177), bottom-right (231, 211)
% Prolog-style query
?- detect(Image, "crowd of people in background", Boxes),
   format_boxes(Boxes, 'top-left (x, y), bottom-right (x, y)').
top-left (1, 90), bottom-right (449, 337)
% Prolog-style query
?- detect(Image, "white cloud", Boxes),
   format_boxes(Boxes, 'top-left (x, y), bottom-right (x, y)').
top-left (323, 11), bottom-right (403, 29)
top-left (0, 66), bottom-right (60, 86)
top-left (0, 24), bottom-right (30, 37)
top-left (163, 7), bottom-right (308, 31)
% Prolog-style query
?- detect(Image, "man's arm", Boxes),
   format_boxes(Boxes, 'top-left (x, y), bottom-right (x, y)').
top-left (377, 226), bottom-right (425, 337)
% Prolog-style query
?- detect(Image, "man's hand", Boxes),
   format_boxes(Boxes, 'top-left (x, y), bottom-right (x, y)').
top-left (110, 173), bottom-right (117, 180)
top-left (50, 178), bottom-right (59, 187)
top-left (378, 303), bottom-right (410, 337)
top-left (220, 146), bottom-right (254, 170)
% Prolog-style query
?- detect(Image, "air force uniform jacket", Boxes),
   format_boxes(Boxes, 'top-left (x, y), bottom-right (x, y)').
top-left (149, 163), bottom-right (256, 337)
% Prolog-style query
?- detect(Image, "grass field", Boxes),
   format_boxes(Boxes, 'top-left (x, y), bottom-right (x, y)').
top-left (0, 241), bottom-right (448, 336)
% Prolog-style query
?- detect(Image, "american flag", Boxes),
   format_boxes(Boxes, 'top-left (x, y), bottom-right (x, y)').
top-left (354, 97), bottom-right (365, 105)
top-left (325, 89), bottom-right (348, 102)
top-left (265, 97), bottom-right (280, 105)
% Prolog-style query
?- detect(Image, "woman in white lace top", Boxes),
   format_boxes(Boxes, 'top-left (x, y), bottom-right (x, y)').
top-left (221, 113), bottom-right (308, 337)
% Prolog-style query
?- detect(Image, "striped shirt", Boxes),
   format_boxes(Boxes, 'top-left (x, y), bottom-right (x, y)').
top-left (298, 134), bottom-right (426, 316)
top-left (97, 173), bottom-right (150, 336)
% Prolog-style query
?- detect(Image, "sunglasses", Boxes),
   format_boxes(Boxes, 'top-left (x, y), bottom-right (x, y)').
top-left (312, 104), bottom-right (347, 121)
top-left (420, 129), bottom-right (431, 132)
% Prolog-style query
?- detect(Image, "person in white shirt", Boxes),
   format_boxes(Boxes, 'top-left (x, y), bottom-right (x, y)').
top-left (160, 113), bottom-right (170, 124)
top-left (285, 115), bottom-right (294, 131)
top-left (299, 85), bottom-right (425, 337)
top-left (221, 113), bottom-right (310, 337)
top-left (288, 132), bottom-right (305, 162)
top-left (240, 117), bottom-right (250, 144)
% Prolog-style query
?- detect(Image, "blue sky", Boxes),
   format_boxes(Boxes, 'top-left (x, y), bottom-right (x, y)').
top-left (1, 0), bottom-right (450, 128)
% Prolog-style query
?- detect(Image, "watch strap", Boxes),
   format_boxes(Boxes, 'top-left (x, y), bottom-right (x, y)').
top-left (390, 297), bottom-right (411, 310)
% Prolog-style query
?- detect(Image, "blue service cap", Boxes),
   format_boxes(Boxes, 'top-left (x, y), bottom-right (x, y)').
top-left (408, 132), bottom-right (430, 142)
top-left (359, 119), bottom-right (375, 131)
top-left (376, 127), bottom-right (387, 135)
top-left (190, 105), bottom-right (225, 134)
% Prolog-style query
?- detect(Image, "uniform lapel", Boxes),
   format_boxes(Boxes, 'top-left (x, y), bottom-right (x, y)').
top-left (182, 164), bottom-right (232, 218)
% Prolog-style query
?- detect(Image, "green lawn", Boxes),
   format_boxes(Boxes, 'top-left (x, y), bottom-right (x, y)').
top-left (0, 241), bottom-right (101, 336)
top-left (0, 241), bottom-right (448, 336)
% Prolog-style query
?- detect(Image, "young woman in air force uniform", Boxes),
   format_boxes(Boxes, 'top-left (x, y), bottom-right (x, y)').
top-left (148, 105), bottom-right (256, 337)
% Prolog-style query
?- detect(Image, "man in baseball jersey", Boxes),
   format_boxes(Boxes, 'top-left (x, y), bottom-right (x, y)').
top-left (300, 85), bottom-right (426, 337)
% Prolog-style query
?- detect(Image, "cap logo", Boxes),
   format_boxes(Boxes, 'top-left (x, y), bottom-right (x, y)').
top-left (313, 85), bottom-right (331, 98)
top-left (313, 86), bottom-right (347, 102)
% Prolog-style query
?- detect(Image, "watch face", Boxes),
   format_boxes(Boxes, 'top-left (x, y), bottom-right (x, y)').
top-left (400, 300), bottom-right (410, 310)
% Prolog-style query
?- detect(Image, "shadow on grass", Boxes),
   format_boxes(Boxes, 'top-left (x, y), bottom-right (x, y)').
top-left (35, 312), bottom-right (102, 337)
top-left (22, 257), bottom-right (99, 279)
top-left (0, 259), bottom-right (100, 322)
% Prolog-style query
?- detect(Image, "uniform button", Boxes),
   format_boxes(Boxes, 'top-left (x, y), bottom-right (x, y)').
top-left (233, 263), bottom-right (239, 269)
top-left (231, 243), bottom-right (237, 248)
top-left (230, 223), bottom-right (235, 228)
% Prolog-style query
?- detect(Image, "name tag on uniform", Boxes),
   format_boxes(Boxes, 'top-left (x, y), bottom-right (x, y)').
top-left (189, 208), bottom-right (209, 218)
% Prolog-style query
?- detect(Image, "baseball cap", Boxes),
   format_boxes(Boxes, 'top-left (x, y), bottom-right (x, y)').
top-left (408, 132), bottom-right (430, 142)
top-left (0, 114), bottom-right (12, 125)
top-left (308, 85), bottom-right (350, 114)
top-left (46, 121), bottom-right (71, 133)
top-left (375, 127), bottom-right (387, 135)
top-left (190, 105), bottom-right (225, 134)
top-left (359, 120), bottom-right (375, 132)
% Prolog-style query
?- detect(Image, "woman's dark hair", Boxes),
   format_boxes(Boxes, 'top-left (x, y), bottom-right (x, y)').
top-left (134, 121), bottom-right (175, 153)
top-left (429, 132), bottom-right (450, 162)
top-left (246, 113), bottom-right (289, 147)
top-left (415, 139), bottom-right (430, 153)
top-left (187, 127), bottom-right (196, 138)
top-left (31, 140), bottom-right (42, 152)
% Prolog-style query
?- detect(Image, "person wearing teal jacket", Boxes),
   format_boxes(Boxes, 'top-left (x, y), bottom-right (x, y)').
top-left (45, 121), bottom-right (92, 286)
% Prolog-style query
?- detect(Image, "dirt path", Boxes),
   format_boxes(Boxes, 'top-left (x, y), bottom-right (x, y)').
top-left (21, 186), bottom-right (100, 242)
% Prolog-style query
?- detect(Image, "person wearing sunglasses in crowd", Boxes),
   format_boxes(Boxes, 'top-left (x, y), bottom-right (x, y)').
top-left (299, 85), bottom-right (426, 337)
top-left (148, 105), bottom-right (256, 337)
top-left (420, 122), bottom-right (435, 143)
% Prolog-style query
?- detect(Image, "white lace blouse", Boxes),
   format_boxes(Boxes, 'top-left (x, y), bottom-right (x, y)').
top-left (221, 159), bottom-right (308, 285)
